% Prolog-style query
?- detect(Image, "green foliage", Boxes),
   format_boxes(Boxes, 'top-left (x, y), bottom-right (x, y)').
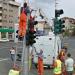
top-left (63, 29), bottom-right (69, 37)
top-left (71, 27), bottom-right (75, 36)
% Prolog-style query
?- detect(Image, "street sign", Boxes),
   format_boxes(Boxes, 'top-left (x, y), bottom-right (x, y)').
top-left (0, 28), bottom-right (14, 32)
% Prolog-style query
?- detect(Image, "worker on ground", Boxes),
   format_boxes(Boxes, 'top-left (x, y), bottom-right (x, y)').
top-left (53, 56), bottom-right (62, 75)
top-left (59, 49), bottom-right (66, 62)
top-left (10, 47), bottom-right (16, 62)
top-left (35, 49), bottom-right (44, 75)
top-left (64, 53), bottom-right (74, 75)
top-left (8, 65), bottom-right (21, 75)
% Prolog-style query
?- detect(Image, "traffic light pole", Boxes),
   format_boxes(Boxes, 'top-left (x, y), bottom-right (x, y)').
top-left (14, 43), bottom-right (18, 66)
top-left (21, 36), bottom-right (29, 75)
top-left (21, 13), bottom-right (30, 75)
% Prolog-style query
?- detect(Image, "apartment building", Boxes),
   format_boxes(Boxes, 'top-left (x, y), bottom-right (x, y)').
top-left (0, 0), bottom-right (20, 40)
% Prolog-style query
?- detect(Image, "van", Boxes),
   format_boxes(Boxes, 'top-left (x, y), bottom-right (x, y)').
top-left (32, 32), bottom-right (61, 68)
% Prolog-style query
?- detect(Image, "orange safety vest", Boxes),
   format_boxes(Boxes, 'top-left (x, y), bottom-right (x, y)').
top-left (38, 57), bottom-right (43, 75)
top-left (18, 9), bottom-right (27, 37)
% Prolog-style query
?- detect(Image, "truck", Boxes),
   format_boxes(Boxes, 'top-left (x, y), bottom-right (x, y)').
top-left (32, 32), bottom-right (61, 68)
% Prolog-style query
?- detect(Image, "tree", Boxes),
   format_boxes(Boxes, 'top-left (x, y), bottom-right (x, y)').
top-left (72, 27), bottom-right (75, 36)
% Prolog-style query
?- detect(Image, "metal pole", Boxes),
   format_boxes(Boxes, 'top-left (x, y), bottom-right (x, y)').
top-left (21, 36), bottom-right (29, 75)
top-left (21, 12), bottom-right (30, 75)
top-left (21, 0), bottom-right (30, 74)
top-left (14, 43), bottom-right (18, 65)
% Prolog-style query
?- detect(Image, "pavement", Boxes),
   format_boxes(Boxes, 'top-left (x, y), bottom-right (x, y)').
top-left (0, 37), bottom-right (75, 75)
top-left (0, 58), bottom-right (11, 75)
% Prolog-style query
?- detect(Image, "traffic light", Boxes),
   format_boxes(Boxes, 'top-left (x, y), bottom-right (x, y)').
top-left (54, 19), bottom-right (65, 35)
top-left (26, 18), bottom-right (38, 46)
top-left (26, 30), bottom-right (36, 46)
top-left (59, 19), bottom-right (65, 33)
top-left (55, 9), bottom-right (64, 17)
top-left (54, 9), bottom-right (65, 35)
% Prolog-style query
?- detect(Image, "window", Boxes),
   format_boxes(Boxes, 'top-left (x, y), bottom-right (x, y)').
top-left (0, 26), bottom-right (2, 28)
top-left (4, 8), bottom-right (7, 11)
top-left (3, 2), bottom-right (7, 5)
top-left (0, 20), bottom-right (2, 22)
top-left (9, 9), bottom-right (13, 12)
top-left (9, 27), bottom-right (13, 29)
top-left (0, 14), bottom-right (2, 16)
top-left (9, 20), bottom-right (13, 23)
top-left (12, 0), bottom-right (15, 1)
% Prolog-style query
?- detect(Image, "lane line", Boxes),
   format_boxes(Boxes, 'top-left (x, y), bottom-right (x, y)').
top-left (0, 58), bottom-right (10, 62)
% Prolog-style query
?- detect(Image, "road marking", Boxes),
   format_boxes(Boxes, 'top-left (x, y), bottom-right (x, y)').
top-left (0, 58), bottom-right (10, 62)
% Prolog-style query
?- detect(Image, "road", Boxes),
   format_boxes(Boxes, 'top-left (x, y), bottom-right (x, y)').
top-left (0, 37), bottom-right (75, 75)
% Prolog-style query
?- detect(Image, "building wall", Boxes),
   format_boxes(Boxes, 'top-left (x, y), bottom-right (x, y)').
top-left (35, 21), bottom-right (51, 35)
top-left (0, 0), bottom-right (20, 40)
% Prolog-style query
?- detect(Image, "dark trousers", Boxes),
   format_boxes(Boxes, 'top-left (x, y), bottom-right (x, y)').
top-left (66, 71), bottom-right (73, 75)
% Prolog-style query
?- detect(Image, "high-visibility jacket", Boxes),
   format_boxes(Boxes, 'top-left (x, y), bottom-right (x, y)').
top-left (19, 9), bottom-right (27, 37)
top-left (38, 57), bottom-right (44, 75)
top-left (54, 59), bottom-right (62, 74)
top-left (8, 69), bottom-right (20, 75)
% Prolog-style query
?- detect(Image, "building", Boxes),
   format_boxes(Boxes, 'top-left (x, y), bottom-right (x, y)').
top-left (63, 17), bottom-right (75, 30)
top-left (0, 0), bottom-right (20, 40)
top-left (62, 17), bottom-right (75, 36)
top-left (34, 9), bottom-right (51, 36)
top-left (35, 17), bottom-right (51, 35)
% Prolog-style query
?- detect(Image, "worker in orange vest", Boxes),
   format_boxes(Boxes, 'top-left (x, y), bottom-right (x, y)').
top-left (18, 8), bottom-right (27, 38)
top-left (35, 49), bottom-right (44, 75)
top-left (18, 2), bottom-right (30, 38)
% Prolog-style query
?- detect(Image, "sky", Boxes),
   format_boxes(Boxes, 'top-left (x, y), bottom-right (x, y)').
top-left (16, 0), bottom-right (75, 19)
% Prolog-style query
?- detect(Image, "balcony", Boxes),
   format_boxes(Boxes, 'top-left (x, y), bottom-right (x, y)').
top-left (0, 16), bottom-right (2, 20)
top-left (9, 1), bottom-right (20, 6)
top-left (0, 4), bottom-right (2, 7)
top-left (0, 23), bottom-right (2, 26)
top-left (0, 11), bottom-right (2, 13)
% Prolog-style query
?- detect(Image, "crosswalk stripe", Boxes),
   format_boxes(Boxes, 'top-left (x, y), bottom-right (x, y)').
top-left (0, 58), bottom-right (10, 62)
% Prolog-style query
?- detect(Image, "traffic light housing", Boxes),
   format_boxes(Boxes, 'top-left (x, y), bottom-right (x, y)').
top-left (59, 19), bottom-right (65, 33)
top-left (54, 19), bottom-right (65, 35)
top-left (26, 18), bottom-right (38, 46)
top-left (55, 9), bottom-right (64, 17)
top-left (54, 9), bottom-right (65, 35)
top-left (26, 30), bottom-right (36, 46)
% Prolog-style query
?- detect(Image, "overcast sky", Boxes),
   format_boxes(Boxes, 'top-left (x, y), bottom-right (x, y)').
top-left (16, 0), bottom-right (75, 19)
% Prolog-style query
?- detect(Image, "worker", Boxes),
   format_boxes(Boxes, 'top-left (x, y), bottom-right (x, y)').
top-left (59, 49), bottom-right (66, 62)
top-left (35, 49), bottom-right (44, 75)
top-left (18, 8), bottom-right (27, 38)
top-left (65, 53), bottom-right (74, 75)
top-left (8, 65), bottom-right (21, 75)
top-left (53, 56), bottom-right (62, 75)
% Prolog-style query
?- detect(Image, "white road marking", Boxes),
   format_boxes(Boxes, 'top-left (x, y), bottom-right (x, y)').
top-left (0, 58), bottom-right (10, 62)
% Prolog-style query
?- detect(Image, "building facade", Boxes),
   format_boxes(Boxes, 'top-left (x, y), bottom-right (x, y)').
top-left (62, 17), bottom-right (75, 36)
top-left (0, 0), bottom-right (20, 41)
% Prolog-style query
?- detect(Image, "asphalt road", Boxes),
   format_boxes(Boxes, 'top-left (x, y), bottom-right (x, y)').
top-left (0, 37), bottom-right (75, 75)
